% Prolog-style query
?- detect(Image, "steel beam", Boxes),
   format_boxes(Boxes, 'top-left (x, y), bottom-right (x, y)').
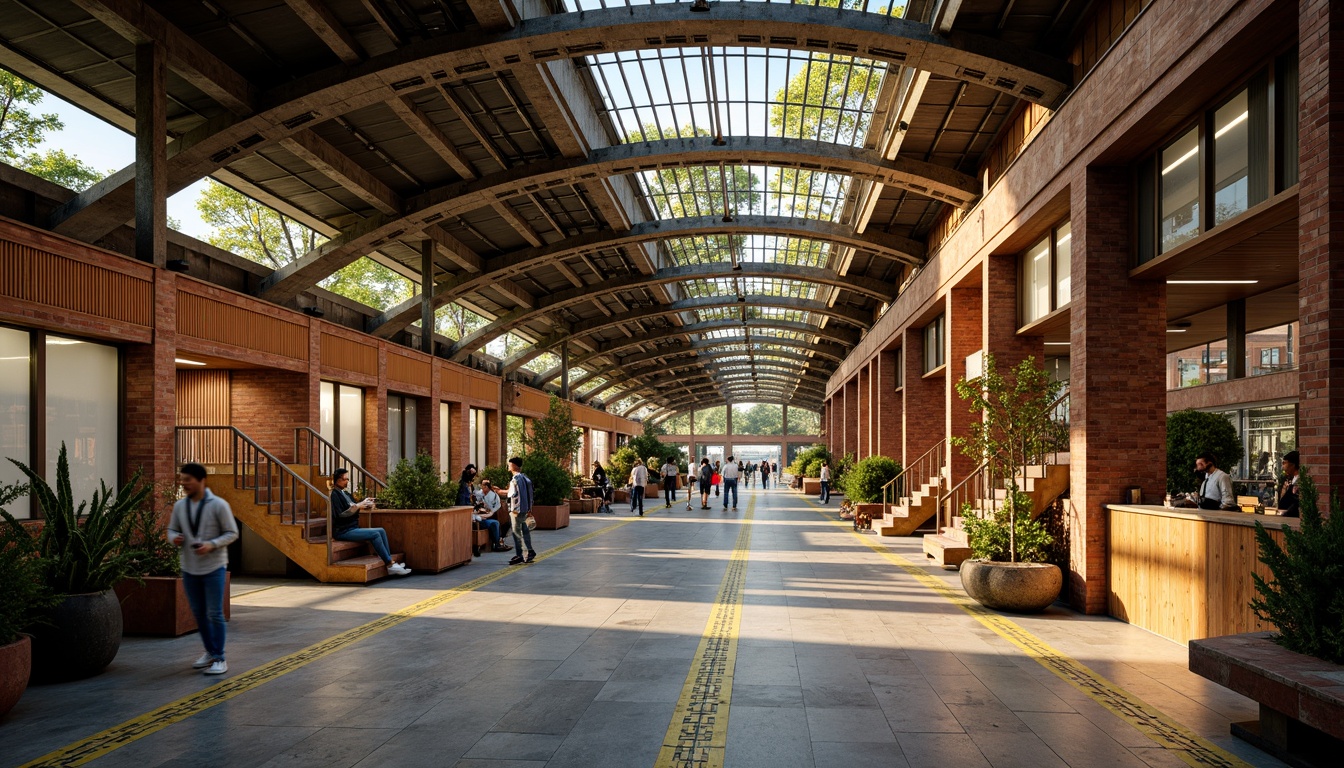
top-left (571, 346), bottom-right (833, 396)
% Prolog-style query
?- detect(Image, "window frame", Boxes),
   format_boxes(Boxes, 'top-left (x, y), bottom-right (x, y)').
top-left (1019, 221), bottom-right (1073, 327)
top-left (923, 314), bottom-right (945, 374)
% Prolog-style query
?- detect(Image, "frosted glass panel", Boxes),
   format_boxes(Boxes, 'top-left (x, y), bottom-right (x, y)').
top-left (387, 395), bottom-right (404, 469)
top-left (404, 398), bottom-right (417, 461)
top-left (338, 385), bottom-right (363, 466)
top-left (0, 328), bottom-right (30, 514)
top-left (1054, 223), bottom-right (1072, 307)
top-left (319, 382), bottom-right (335, 447)
top-left (46, 337), bottom-right (118, 504)
top-left (1025, 238), bottom-right (1050, 323)
top-left (469, 407), bottom-right (481, 467)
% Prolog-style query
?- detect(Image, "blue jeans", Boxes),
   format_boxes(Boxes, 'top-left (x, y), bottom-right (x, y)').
top-left (480, 518), bottom-right (501, 544)
top-left (336, 525), bottom-right (393, 564)
top-left (722, 478), bottom-right (738, 508)
top-left (183, 566), bottom-right (228, 660)
top-left (631, 485), bottom-right (644, 515)
top-left (510, 510), bottom-right (534, 554)
top-left (820, 480), bottom-right (830, 503)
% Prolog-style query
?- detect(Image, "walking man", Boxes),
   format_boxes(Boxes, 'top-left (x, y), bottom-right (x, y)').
top-left (629, 458), bottom-right (648, 517)
top-left (761, 462), bottom-right (771, 489)
top-left (819, 460), bottom-right (831, 504)
top-left (168, 463), bottom-right (240, 676)
top-left (722, 455), bottom-right (740, 510)
top-left (661, 457), bottom-right (680, 508)
top-left (508, 457), bottom-right (538, 564)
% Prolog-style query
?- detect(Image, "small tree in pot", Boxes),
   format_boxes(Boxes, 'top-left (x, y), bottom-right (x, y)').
top-left (530, 396), bottom-right (582, 470)
top-left (381, 453), bottom-right (453, 510)
top-left (523, 453), bottom-right (573, 530)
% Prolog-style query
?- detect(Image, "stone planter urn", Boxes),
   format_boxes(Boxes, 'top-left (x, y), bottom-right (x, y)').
top-left (0, 634), bottom-right (31, 719)
top-left (959, 560), bottom-right (1062, 613)
top-left (30, 589), bottom-right (123, 683)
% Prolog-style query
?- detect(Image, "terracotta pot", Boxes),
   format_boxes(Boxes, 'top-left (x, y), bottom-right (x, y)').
top-left (0, 634), bottom-right (30, 719)
top-left (30, 589), bottom-right (122, 683)
top-left (960, 560), bottom-right (1062, 613)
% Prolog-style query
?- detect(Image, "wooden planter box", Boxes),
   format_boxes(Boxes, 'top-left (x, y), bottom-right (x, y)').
top-left (365, 506), bottom-right (473, 573)
top-left (573, 497), bottom-right (598, 514)
top-left (531, 502), bottom-right (570, 530)
top-left (115, 574), bottom-right (232, 637)
top-left (1190, 632), bottom-right (1344, 763)
top-left (614, 489), bottom-right (629, 503)
top-left (803, 478), bottom-right (822, 494)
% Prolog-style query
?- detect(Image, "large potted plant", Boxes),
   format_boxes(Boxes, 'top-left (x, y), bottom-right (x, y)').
top-left (1, 445), bottom-right (150, 682)
top-left (841, 456), bottom-right (901, 520)
top-left (530, 395), bottom-right (583, 469)
top-left (369, 453), bottom-right (470, 572)
top-left (789, 445), bottom-right (832, 494)
top-left (115, 481), bottom-right (232, 636)
top-left (1166, 409), bottom-right (1245, 495)
top-left (953, 355), bottom-right (1066, 613)
top-left (607, 446), bottom-right (638, 503)
top-left (0, 481), bottom-right (54, 718)
top-left (524, 453), bottom-right (571, 530)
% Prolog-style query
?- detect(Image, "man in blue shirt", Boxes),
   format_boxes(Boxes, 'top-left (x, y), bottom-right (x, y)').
top-left (507, 457), bottom-right (538, 564)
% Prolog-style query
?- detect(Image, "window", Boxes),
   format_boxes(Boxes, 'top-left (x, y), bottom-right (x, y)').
top-left (469, 408), bottom-right (487, 467)
top-left (319, 382), bottom-right (364, 466)
top-left (592, 430), bottom-right (609, 465)
top-left (1216, 404), bottom-right (1296, 482)
top-left (1213, 89), bottom-right (1251, 225)
top-left (923, 315), bottom-right (945, 373)
top-left (1054, 223), bottom-right (1072, 304)
top-left (439, 403), bottom-right (450, 481)
top-left (1248, 322), bottom-right (1296, 376)
top-left (0, 328), bottom-right (29, 505)
top-left (46, 336), bottom-right (119, 506)
top-left (1160, 127), bottom-right (1200, 253)
top-left (1168, 321), bottom-right (1298, 389)
top-left (387, 394), bottom-right (417, 469)
top-left (1020, 222), bottom-right (1072, 325)
top-left (893, 348), bottom-right (903, 390)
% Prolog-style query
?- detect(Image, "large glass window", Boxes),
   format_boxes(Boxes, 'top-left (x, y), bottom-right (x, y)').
top-left (1160, 127), bottom-right (1200, 253)
top-left (1213, 90), bottom-right (1250, 225)
top-left (923, 315), bottom-right (945, 373)
top-left (45, 336), bottom-right (118, 506)
top-left (592, 430), bottom-right (609, 465)
top-left (1167, 322), bottom-right (1298, 390)
top-left (1247, 322), bottom-right (1297, 376)
top-left (786, 408), bottom-right (820, 435)
top-left (439, 403), bottom-right (450, 481)
top-left (0, 328), bottom-right (29, 504)
top-left (320, 382), bottom-right (364, 466)
top-left (1025, 238), bottom-right (1050, 323)
top-left (387, 394), bottom-right (417, 469)
top-left (1216, 404), bottom-right (1296, 485)
top-left (1054, 223), bottom-right (1072, 305)
top-left (469, 408), bottom-right (487, 467)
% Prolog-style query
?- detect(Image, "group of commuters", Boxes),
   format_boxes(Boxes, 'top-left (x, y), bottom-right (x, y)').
top-left (695, 456), bottom-right (742, 510)
top-left (453, 461), bottom-right (540, 564)
top-left (739, 460), bottom-right (777, 489)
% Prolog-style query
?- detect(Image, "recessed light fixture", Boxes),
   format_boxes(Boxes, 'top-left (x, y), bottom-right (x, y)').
top-left (1044, 342), bottom-right (1070, 346)
top-left (1166, 329), bottom-right (1188, 333)
top-left (175, 357), bottom-right (207, 366)
top-left (1166, 280), bottom-right (1259, 285)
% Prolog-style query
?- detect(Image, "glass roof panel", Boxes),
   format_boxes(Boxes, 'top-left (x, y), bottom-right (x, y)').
top-left (637, 165), bottom-right (854, 222)
top-left (663, 235), bottom-right (835, 268)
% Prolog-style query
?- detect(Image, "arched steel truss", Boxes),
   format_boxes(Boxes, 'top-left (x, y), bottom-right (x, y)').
top-left (569, 346), bottom-right (830, 399)
top-left (581, 354), bottom-right (831, 404)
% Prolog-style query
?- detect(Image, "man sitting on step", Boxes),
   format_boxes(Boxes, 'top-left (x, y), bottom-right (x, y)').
top-left (330, 468), bottom-right (411, 577)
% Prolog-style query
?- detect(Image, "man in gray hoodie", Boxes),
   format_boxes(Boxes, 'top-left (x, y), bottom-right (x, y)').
top-left (168, 463), bottom-right (240, 676)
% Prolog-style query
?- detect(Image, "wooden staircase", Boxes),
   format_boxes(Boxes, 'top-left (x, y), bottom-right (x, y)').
top-left (176, 426), bottom-right (400, 583)
top-left (872, 439), bottom-right (946, 537)
top-left (923, 463), bottom-right (1070, 568)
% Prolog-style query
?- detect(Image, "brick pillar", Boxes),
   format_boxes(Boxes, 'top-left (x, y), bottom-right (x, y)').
top-left (857, 364), bottom-right (871, 460)
top-left (876, 348), bottom-right (902, 460)
top-left (306, 322), bottom-right (322, 431)
top-left (1070, 166), bottom-right (1167, 614)
top-left (946, 287), bottom-right (982, 485)
top-left (843, 378), bottom-right (859, 458)
top-left (450, 401), bottom-right (469, 473)
top-left (123, 271), bottom-right (177, 496)
top-left (903, 326), bottom-right (943, 472)
top-left (1298, 0), bottom-right (1344, 494)
top-left (983, 255), bottom-right (1044, 373)
top-left (486, 409), bottom-right (502, 467)
top-left (366, 349), bottom-right (388, 478)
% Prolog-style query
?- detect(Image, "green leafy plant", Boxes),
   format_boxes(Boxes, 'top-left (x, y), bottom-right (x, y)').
top-left (788, 444), bottom-right (832, 477)
top-left (832, 452), bottom-right (856, 488)
top-left (1166, 409), bottom-right (1245, 495)
top-left (960, 493), bottom-right (1054, 563)
top-left (0, 481), bottom-right (58, 645)
top-left (522, 453), bottom-right (573, 506)
top-left (479, 464), bottom-right (513, 492)
top-left (1250, 468), bottom-right (1344, 663)
top-left (381, 452), bottom-right (452, 509)
top-left (628, 422), bottom-right (669, 470)
top-left (953, 355), bottom-right (1066, 563)
top-left (529, 395), bottom-right (583, 468)
top-left (123, 480), bottom-right (183, 578)
top-left (804, 458), bottom-right (824, 478)
top-left (0, 444), bottom-right (151, 595)
top-left (841, 456), bottom-right (901, 503)
top-left (607, 446), bottom-right (638, 486)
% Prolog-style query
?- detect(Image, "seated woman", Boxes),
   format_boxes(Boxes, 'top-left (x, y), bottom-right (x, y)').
top-left (591, 460), bottom-right (613, 514)
top-left (473, 480), bottom-right (511, 551)
top-left (329, 468), bottom-right (410, 576)
top-left (455, 464), bottom-right (478, 507)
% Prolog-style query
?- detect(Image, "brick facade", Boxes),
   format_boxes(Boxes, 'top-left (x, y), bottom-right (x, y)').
top-left (230, 369), bottom-right (311, 464)
top-left (903, 326), bottom-right (944, 472)
top-left (945, 287), bottom-right (982, 485)
top-left (875, 348), bottom-right (902, 460)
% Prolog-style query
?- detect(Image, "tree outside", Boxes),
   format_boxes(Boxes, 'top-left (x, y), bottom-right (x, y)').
top-left (786, 408), bottom-right (821, 435)
top-left (732, 403), bottom-right (783, 436)
top-left (0, 73), bottom-right (105, 191)
top-left (693, 406), bottom-right (728, 435)
top-left (528, 395), bottom-right (582, 469)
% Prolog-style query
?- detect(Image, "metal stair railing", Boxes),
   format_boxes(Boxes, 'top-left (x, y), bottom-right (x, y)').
top-left (881, 438), bottom-right (947, 512)
top-left (939, 461), bottom-right (994, 536)
top-left (176, 426), bottom-right (330, 544)
top-left (294, 427), bottom-right (386, 496)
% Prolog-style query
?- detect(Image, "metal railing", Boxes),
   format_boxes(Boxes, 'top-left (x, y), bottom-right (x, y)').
top-left (176, 426), bottom-right (329, 544)
top-left (294, 427), bottom-right (386, 496)
top-left (881, 438), bottom-right (947, 512)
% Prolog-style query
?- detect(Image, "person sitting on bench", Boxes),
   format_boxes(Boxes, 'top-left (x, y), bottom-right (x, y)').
top-left (474, 480), bottom-right (510, 552)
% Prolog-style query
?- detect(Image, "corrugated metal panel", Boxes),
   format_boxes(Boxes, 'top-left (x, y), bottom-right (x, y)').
top-left (0, 237), bottom-right (152, 327)
top-left (388, 352), bottom-right (432, 389)
top-left (320, 333), bottom-right (379, 377)
top-left (179, 291), bottom-right (309, 360)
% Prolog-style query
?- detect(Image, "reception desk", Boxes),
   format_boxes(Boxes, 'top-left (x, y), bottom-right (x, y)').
top-left (1106, 505), bottom-right (1299, 645)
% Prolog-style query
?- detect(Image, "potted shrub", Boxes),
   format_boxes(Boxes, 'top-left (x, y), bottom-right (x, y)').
top-left (607, 447), bottom-right (638, 503)
top-left (524, 453), bottom-right (572, 530)
top-left (1, 444), bottom-right (150, 682)
top-left (841, 456), bottom-right (901, 520)
top-left (114, 481), bottom-right (232, 636)
top-left (1166, 409), bottom-right (1245, 496)
top-left (0, 481), bottom-right (54, 718)
top-left (789, 445), bottom-right (832, 494)
top-left (368, 453), bottom-right (471, 572)
top-left (952, 355), bottom-right (1066, 613)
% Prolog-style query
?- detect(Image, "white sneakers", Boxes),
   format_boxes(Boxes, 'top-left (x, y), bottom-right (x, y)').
top-left (388, 562), bottom-right (412, 577)
top-left (192, 653), bottom-right (212, 669)
top-left (193, 654), bottom-right (227, 675)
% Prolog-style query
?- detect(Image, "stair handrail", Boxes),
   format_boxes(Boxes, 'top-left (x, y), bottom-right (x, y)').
top-left (1042, 386), bottom-right (1070, 466)
top-left (881, 438), bottom-right (947, 511)
top-left (294, 427), bottom-right (386, 494)
top-left (939, 461), bottom-right (993, 537)
top-left (175, 425), bottom-right (330, 544)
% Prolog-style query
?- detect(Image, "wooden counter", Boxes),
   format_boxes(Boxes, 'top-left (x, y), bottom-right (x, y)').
top-left (364, 506), bottom-right (474, 573)
top-left (1106, 504), bottom-right (1298, 645)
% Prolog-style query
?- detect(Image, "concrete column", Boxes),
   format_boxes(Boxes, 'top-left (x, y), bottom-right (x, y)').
top-left (1069, 166), bottom-right (1167, 614)
top-left (946, 287), bottom-right (983, 486)
top-left (135, 43), bottom-right (167, 267)
top-left (903, 325), bottom-right (943, 472)
top-left (123, 271), bottom-right (177, 493)
top-left (1298, 0), bottom-right (1344, 493)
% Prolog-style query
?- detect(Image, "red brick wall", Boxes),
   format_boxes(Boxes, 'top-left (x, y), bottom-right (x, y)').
top-left (946, 287), bottom-right (983, 485)
top-left (1069, 167), bottom-right (1168, 614)
top-left (876, 349), bottom-right (902, 461)
top-left (123, 271), bottom-right (177, 493)
top-left (903, 326), bottom-right (944, 472)
top-left (983, 255), bottom-right (1044, 373)
top-left (1297, 0), bottom-right (1344, 495)
top-left (858, 364), bottom-right (871, 459)
top-left (230, 368), bottom-right (311, 464)
top-left (843, 378), bottom-right (859, 459)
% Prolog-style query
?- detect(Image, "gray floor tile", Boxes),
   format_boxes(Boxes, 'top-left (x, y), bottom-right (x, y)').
top-left (804, 707), bottom-right (897, 743)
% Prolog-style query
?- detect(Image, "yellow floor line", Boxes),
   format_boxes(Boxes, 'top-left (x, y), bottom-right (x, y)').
top-left (800, 495), bottom-right (1252, 768)
top-left (653, 496), bottom-right (756, 768)
top-left (22, 516), bottom-right (640, 768)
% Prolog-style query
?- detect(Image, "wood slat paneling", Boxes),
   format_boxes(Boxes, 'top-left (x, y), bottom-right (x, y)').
top-left (176, 370), bottom-right (231, 465)
top-left (0, 238), bottom-right (152, 327)
top-left (442, 365), bottom-right (499, 403)
top-left (179, 292), bottom-right (308, 360)
top-left (515, 387), bottom-right (550, 414)
top-left (388, 353), bottom-right (431, 389)
top-left (320, 333), bottom-right (378, 377)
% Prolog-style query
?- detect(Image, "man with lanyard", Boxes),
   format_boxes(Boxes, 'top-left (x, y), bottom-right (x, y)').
top-left (168, 463), bottom-right (240, 676)
top-left (330, 468), bottom-right (411, 577)
top-left (507, 457), bottom-right (538, 564)
top-left (474, 479), bottom-right (510, 552)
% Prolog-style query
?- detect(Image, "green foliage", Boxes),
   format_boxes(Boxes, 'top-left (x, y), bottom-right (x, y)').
top-left (832, 452), bottom-right (856, 487)
top-left (608, 446), bottom-right (639, 487)
top-left (0, 444), bottom-right (150, 595)
top-left (804, 458), bottom-right (824, 479)
top-left (786, 408), bottom-right (821, 435)
top-left (123, 481), bottom-right (183, 578)
top-left (529, 395), bottom-right (583, 469)
top-left (521, 453), bottom-right (572, 506)
top-left (1250, 468), bottom-right (1344, 663)
top-left (961, 493), bottom-right (1054, 564)
top-left (437, 302), bottom-right (489, 341)
top-left (0, 481), bottom-right (58, 645)
top-left (788, 444), bottom-right (832, 477)
top-left (628, 421), bottom-right (669, 470)
top-left (381, 453), bottom-right (453, 509)
top-left (16, 148), bottom-right (105, 191)
top-left (841, 456), bottom-right (901, 503)
top-left (693, 406), bottom-right (728, 435)
top-left (732, 404), bottom-right (783, 436)
top-left (197, 180), bottom-right (323, 268)
top-left (0, 71), bottom-right (62, 161)
top-left (479, 464), bottom-right (513, 492)
top-left (660, 412), bottom-right (691, 435)
top-left (324, 257), bottom-right (413, 311)
top-left (1166, 409), bottom-right (1244, 495)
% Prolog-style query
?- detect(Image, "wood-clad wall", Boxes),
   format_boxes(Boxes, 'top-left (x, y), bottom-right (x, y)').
top-left (179, 291), bottom-right (308, 360)
top-left (0, 221), bottom-right (153, 329)
top-left (321, 333), bottom-right (379, 377)
top-left (176, 370), bottom-right (231, 464)
top-left (1108, 509), bottom-right (1286, 645)
top-left (388, 352), bottom-right (431, 390)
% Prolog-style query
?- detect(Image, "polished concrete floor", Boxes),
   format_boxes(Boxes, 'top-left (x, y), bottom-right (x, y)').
top-left (4, 488), bottom-right (1282, 768)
